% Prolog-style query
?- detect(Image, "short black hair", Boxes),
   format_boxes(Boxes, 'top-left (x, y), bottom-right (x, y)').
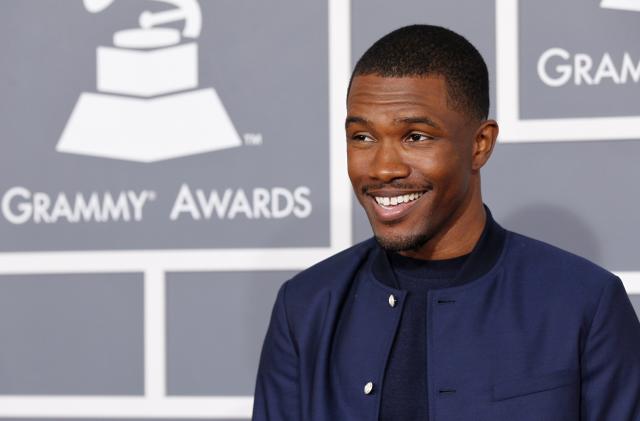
top-left (350, 24), bottom-right (489, 120)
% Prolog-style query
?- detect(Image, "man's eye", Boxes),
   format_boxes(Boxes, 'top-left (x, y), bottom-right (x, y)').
top-left (406, 133), bottom-right (432, 142)
top-left (352, 134), bottom-right (374, 142)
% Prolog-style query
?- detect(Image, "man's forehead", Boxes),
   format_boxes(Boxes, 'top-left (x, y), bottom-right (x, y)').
top-left (348, 74), bottom-right (448, 103)
top-left (347, 74), bottom-right (450, 114)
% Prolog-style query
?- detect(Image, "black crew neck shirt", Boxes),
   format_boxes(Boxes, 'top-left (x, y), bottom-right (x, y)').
top-left (379, 251), bottom-right (469, 421)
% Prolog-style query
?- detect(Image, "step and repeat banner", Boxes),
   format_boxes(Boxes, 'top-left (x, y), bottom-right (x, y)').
top-left (0, 0), bottom-right (638, 419)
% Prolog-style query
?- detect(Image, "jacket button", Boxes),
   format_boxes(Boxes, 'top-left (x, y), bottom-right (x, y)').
top-left (364, 381), bottom-right (374, 395)
top-left (388, 294), bottom-right (397, 308)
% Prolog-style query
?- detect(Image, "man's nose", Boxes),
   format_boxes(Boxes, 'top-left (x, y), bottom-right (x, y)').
top-left (368, 142), bottom-right (410, 182)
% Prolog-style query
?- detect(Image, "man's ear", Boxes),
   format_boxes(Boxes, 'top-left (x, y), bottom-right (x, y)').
top-left (472, 120), bottom-right (499, 171)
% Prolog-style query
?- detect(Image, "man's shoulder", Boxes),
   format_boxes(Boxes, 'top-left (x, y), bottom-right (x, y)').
top-left (283, 237), bottom-right (377, 298)
top-left (505, 230), bottom-right (618, 289)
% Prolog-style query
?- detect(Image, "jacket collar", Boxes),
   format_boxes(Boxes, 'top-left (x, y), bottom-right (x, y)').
top-left (371, 205), bottom-right (507, 290)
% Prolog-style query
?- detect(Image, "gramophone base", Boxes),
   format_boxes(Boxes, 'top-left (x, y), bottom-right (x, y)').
top-left (57, 88), bottom-right (242, 163)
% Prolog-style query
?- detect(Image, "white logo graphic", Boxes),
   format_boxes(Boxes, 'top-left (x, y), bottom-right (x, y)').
top-left (537, 49), bottom-right (640, 87)
top-left (600, 0), bottom-right (640, 12)
top-left (496, 0), bottom-right (640, 142)
top-left (58, 0), bottom-right (242, 162)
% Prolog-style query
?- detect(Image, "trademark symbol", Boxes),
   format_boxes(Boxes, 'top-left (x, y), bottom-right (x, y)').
top-left (243, 133), bottom-right (263, 146)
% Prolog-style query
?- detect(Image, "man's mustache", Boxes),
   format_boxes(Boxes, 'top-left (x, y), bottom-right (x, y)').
top-left (361, 182), bottom-right (433, 195)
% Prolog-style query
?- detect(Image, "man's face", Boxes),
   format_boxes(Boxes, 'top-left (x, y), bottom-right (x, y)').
top-left (346, 74), bottom-right (480, 253)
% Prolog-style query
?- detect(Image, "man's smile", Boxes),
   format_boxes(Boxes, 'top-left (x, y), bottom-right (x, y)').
top-left (374, 191), bottom-right (423, 206)
top-left (367, 189), bottom-right (429, 222)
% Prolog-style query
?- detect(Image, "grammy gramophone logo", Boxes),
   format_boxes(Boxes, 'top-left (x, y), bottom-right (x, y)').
top-left (58, 0), bottom-right (242, 163)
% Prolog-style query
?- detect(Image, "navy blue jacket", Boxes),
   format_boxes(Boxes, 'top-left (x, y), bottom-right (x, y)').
top-left (253, 214), bottom-right (640, 420)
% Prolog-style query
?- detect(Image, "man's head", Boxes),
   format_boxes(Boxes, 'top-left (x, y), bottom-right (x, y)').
top-left (346, 25), bottom-right (499, 259)
top-left (349, 24), bottom-right (489, 121)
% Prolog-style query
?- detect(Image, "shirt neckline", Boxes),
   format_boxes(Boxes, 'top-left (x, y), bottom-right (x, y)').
top-left (371, 205), bottom-right (507, 291)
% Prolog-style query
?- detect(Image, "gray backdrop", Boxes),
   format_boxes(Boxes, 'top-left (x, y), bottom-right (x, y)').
top-left (0, 0), bottom-right (638, 419)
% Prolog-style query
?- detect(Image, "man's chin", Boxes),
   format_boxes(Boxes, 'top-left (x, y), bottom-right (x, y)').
top-left (374, 232), bottom-right (430, 253)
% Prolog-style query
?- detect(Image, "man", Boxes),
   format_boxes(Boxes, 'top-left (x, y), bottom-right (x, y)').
top-left (252, 25), bottom-right (640, 420)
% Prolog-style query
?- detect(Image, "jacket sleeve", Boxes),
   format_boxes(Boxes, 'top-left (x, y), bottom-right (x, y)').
top-left (580, 276), bottom-right (640, 420)
top-left (252, 280), bottom-right (301, 421)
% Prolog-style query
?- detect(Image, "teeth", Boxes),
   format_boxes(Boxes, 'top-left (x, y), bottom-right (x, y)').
top-left (375, 192), bottom-right (423, 207)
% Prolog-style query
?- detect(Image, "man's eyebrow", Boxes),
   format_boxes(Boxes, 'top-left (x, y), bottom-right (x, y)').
top-left (345, 116), bottom-right (370, 129)
top-left (394, 116), bottom-right (440, 129)
top-left (345, 116), bottom-right (441, 129)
